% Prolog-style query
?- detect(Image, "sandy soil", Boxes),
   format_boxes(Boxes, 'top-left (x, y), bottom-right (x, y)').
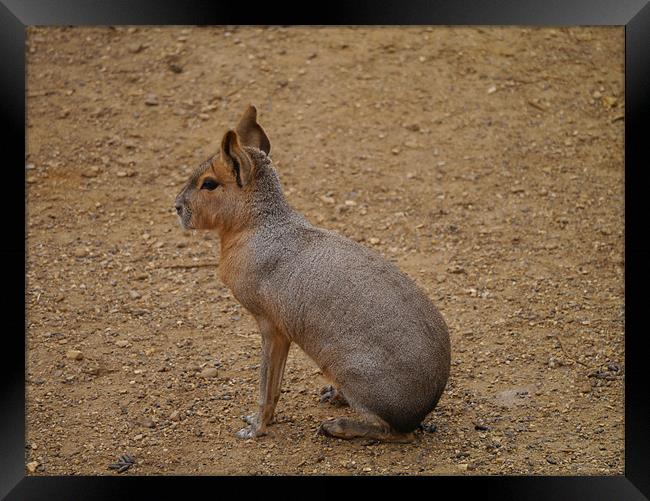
top-left (25, 26), bottom-right (624, 475)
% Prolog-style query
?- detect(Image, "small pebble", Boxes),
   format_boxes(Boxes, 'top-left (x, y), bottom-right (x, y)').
top-left (66, 350), bottom-right (84, 361)
top-left (420, 423), bottom-right (437, 433)
top-left (138, 416), bottom-right (155, 428)
top-left (145, 94), bottom-right (159, 106)
top-left (128, 43), bottom-right (144, 54)
top-left (602, 96), bottom-right (617, 108)
top-left (548, 357), bottom-right (563, 368)
top-left (200, 367), bottom-right (218, 378)
top-left (81, 166), bottom-right (101, 178)
top-left (26, 461), bottom-right (40, 473)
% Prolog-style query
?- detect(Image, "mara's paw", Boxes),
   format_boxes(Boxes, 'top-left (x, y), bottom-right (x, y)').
top-left (318, 386), bottom-right (349, 407)
top-left (317, 417), bottom-right (415, 443)
top-left (241, 414), bottom-right (257, 426)
top-left (235, 425), bottom-right (267, 439)
top-left (317, 418), bottom-right (345, 438)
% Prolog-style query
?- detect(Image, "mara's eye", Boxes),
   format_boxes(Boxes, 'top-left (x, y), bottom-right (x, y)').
top-left (200, 178), bottom-right (219, 191)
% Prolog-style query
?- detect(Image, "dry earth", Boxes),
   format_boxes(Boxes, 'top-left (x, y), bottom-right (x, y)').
top-left (26, 26), bottom-right (624, 475)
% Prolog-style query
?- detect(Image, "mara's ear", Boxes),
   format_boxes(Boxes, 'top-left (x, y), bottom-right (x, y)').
top-left (220, 129), bottom-right (253, 187)
top-left (235, 104), bottom-right (271, 155)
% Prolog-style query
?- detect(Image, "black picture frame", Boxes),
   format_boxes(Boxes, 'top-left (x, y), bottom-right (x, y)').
top-left (2, 1), bottom-right (648, 499)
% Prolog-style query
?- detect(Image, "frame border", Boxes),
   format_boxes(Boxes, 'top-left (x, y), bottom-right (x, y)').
top-left (3, 1), bottom-right (648, 499)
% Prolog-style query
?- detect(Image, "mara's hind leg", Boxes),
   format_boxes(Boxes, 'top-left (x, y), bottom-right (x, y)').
top-left (317, 415), bottom-right (415, 443)
top-left (319, 385), bottom-right (349, 407)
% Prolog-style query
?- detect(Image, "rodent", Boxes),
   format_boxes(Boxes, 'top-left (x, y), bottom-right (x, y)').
top-left (174, 105), bottom-right (451, 442)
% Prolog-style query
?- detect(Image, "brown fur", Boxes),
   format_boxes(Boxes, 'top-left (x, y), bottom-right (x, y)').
top-left (174, 105), bottom-right (451, 441)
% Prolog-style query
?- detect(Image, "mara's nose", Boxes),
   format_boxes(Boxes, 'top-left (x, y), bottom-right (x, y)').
top-left (174, 203), bottom-right (183, 215)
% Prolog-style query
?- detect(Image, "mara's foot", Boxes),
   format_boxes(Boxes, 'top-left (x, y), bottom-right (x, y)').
top-left (242, 413), bottom-right (257, 426)
top-left (235, 425), bottom-right (267, 439)
top-left (317, 417), bottom-right (415, 443)
top-left (319, 385), bottom-right (349, 407)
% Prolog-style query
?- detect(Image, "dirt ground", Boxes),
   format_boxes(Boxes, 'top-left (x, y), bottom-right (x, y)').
top-left (25, 26), bottom-right (625, 476)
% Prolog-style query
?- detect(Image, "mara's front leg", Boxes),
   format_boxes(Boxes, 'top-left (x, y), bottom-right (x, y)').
top-left (236, 318), bottom-right (290, 439)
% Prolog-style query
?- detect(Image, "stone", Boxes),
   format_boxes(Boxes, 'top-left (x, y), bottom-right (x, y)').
top-left (138, 416), bottom-right (155, 428)
top-left (200, 367), bottom-right (218, 378)
top-left (128, 43), bottom-right (144, 54)
top-left (66, 350), bottom-right (84, 361)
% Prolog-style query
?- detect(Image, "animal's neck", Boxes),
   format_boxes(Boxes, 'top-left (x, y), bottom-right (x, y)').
top-left (217, 184), bottom-right (293, 255)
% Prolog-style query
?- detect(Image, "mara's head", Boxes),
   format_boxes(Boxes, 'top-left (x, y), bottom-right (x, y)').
top-left (174, 105), bottom-right (272, 232)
